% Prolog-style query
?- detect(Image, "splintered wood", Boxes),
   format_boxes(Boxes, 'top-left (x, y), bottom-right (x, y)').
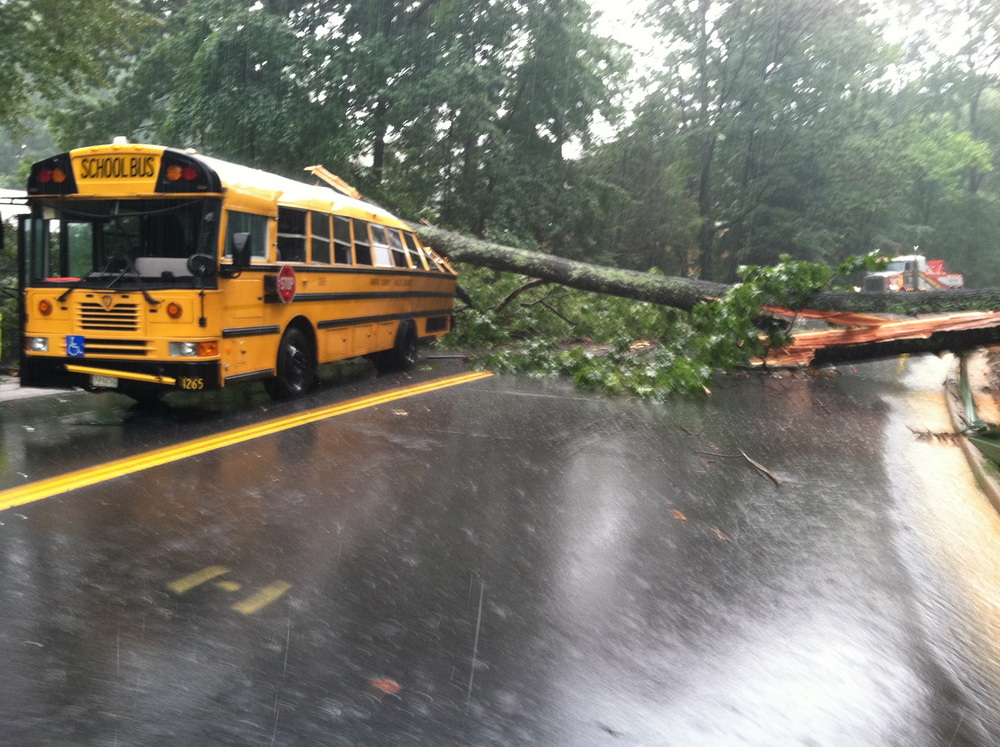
top-left (759, 309), bottom-right (1000, 367)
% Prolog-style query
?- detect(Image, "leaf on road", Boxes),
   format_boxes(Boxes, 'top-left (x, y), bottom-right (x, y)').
top-left (370, 678), bottom-right (402, 695)
top-left (669, 509), bottom-right (687, 521)
top-left (709, 527), bottom-right (730, 542)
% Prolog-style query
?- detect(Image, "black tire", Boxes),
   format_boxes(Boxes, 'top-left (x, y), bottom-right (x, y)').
top-left (369, 320), bottom-right (418, 373)
top-left (265, 326), bottom-right (315, 399)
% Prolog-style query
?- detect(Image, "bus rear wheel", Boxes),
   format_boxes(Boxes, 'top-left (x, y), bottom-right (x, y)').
top-left (369, 320), bottom-right (418, 373)
top-left (265, 326), bottom-right (315, 399)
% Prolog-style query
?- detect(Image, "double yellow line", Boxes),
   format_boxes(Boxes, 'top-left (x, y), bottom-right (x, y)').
top-left (0, 371), bottom-right (492, 512)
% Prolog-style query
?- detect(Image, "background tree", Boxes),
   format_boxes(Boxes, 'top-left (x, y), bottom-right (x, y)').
top-left (0, 0), bottom-right (142, 134)
top-left (644, 0), bottom-right (895, 281)
top-left (576, 91), bottom-right (701, 273)
top-left (887, 0), bottom-right (1000, 286)
top-left (50, 0), bottom-right (351, 179)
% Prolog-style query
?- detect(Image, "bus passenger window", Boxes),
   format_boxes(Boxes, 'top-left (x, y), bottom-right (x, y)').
top-left (311, 212), bottom-right (330, 264)
top-left (352, 219), bottom-right (372, 265)
top-left (277, 207), bottom-right (306, 262)
top-left (370, 224), bottom-right (392, 267)
top-left (403, 231), bottom-right (429, 270)
top-left (227, 211), bottom-right (269, 259)
top-left (387, 228), bottom-right (409, 268)
top-left (410, 233), bottom-right (441, 271)
top-left (334, 216), bottom-right (352, 264)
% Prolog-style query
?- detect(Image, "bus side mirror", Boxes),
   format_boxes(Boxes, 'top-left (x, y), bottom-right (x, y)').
top-left (231, 232), bottom-right (252, 269)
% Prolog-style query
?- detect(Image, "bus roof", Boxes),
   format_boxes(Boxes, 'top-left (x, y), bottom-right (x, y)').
top-left (37, 143), bottom-right (409, 231)
top-left (192, 151), bottom-right (406, 227)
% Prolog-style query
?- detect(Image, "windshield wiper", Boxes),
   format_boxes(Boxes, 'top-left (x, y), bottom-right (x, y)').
top-left (57, 253), bottom-right (120, 302)
top-left (107, 256), bottom-right (162, 306)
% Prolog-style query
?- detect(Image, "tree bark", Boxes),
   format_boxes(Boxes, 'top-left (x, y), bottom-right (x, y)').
top-left (414, 223), bottom-right (1000, 316)
top-left (414, 224), bottom-right (730, 312)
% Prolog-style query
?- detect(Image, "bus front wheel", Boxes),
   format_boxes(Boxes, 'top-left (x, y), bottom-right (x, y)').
top-left (265, 326), bottom-right (315, 399)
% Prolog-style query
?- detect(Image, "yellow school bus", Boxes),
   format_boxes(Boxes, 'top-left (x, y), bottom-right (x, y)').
top-left (18, 141), bottom-right (456, 400)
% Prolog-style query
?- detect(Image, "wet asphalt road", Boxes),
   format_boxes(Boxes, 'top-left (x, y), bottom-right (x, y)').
top-left (2, 355), bottom-right (1000, 745)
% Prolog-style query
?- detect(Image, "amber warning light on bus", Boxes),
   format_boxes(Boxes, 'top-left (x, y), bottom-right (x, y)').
top-left (37, 167), bottom-right (66, 184)
top-left (155, 151), bottom-right (221, 193)
top-left (27, 154), bottom-right (78, 195)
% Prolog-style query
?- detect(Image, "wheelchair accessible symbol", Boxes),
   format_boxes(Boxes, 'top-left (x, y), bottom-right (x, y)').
top-left (66, 335), bottom-right (86, 357)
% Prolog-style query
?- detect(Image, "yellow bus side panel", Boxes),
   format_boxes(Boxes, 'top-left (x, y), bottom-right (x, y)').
top-left (374, 322), bottom-right (396, 351)
top-left (320, 326), bottom-right (353, 360)
top-left (222, 276), bottom-right (266, 321)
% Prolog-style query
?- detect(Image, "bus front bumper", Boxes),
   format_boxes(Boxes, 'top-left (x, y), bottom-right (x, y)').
top-left (20, 356), bottom-right (221, 391)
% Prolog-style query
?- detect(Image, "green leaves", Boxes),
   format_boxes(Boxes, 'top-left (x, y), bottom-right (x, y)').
top-left (446, 255), bottom-right (835, 398)
top-left (0, 0), bottom-right (144, 133)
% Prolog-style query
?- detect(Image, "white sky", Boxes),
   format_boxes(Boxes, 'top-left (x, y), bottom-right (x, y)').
top-left (588, 0), bottom-right (658, 67)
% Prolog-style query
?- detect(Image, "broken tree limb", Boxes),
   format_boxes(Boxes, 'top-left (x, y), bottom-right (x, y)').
top-left (413, 223), bottom-right (1000, 316)
top-left (494, 278), bottom-right (548, 312)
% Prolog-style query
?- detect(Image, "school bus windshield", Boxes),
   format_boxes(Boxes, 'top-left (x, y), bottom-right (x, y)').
top-left (26, 197), bottom-right (221, 288)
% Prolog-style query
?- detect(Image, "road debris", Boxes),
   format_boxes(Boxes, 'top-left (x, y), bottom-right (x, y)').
top-left (740, 450), bottom-right (782, 486)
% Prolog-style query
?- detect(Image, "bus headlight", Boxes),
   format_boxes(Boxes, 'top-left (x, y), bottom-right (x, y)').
top-left (26, 337), bottom-right (49, 352)
top-left (170, 342), bottom-right (198, 357)
top-left (170, 341), bottom-right (219, 357)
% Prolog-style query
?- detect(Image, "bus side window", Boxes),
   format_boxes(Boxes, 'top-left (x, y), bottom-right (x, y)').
top-left (311, 212), bottom-right (331, 264)
top-left (334, 216), bottom-right (352, 264)
top-left (277, 207), bottom-right (306, 262)
top-left (226, 211), bottom-right (268, 259)
top-left (352, 219), bottom-right (373, 265)
top-left (370, 224), bottom-right (392, 267)
top-left (403, 231), bottom-right (429, 270)
top-left (409, 232), bottom-right (441, 271)
top-left (387, 228), bottom-right (409, 268)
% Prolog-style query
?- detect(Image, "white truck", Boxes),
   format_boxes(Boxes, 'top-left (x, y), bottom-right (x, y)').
top-left (863, 254), bottom-right (964, 292)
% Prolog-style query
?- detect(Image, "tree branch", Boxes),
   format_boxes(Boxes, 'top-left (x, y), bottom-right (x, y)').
top-left (495, 278), bottom-right (548, 313)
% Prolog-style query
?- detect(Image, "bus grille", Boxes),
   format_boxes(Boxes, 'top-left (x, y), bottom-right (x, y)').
top-left (79, 302), bottom-right (140, 331)
top-left (83, 339), bottom-right (151, 357)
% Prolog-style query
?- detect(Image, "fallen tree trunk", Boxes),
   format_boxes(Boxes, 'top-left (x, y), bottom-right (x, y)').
top-left (414, 223), bottom-right (1000, 316)
top-left (413, 224), bottom-right (729, 311)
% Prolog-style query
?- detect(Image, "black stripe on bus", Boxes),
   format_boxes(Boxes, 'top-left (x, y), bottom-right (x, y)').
top-left (222, 325), bottom-right (281, 339)
top-left (266, 290), bottom-right (455, 304)
top-left (317, 308), bottom-right (454, 330)
top-left (235, 264), bottom-right (451, 279)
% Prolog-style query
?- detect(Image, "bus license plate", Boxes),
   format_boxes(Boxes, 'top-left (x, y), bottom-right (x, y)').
top-left (91, 375), bottom-right (118, 388)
